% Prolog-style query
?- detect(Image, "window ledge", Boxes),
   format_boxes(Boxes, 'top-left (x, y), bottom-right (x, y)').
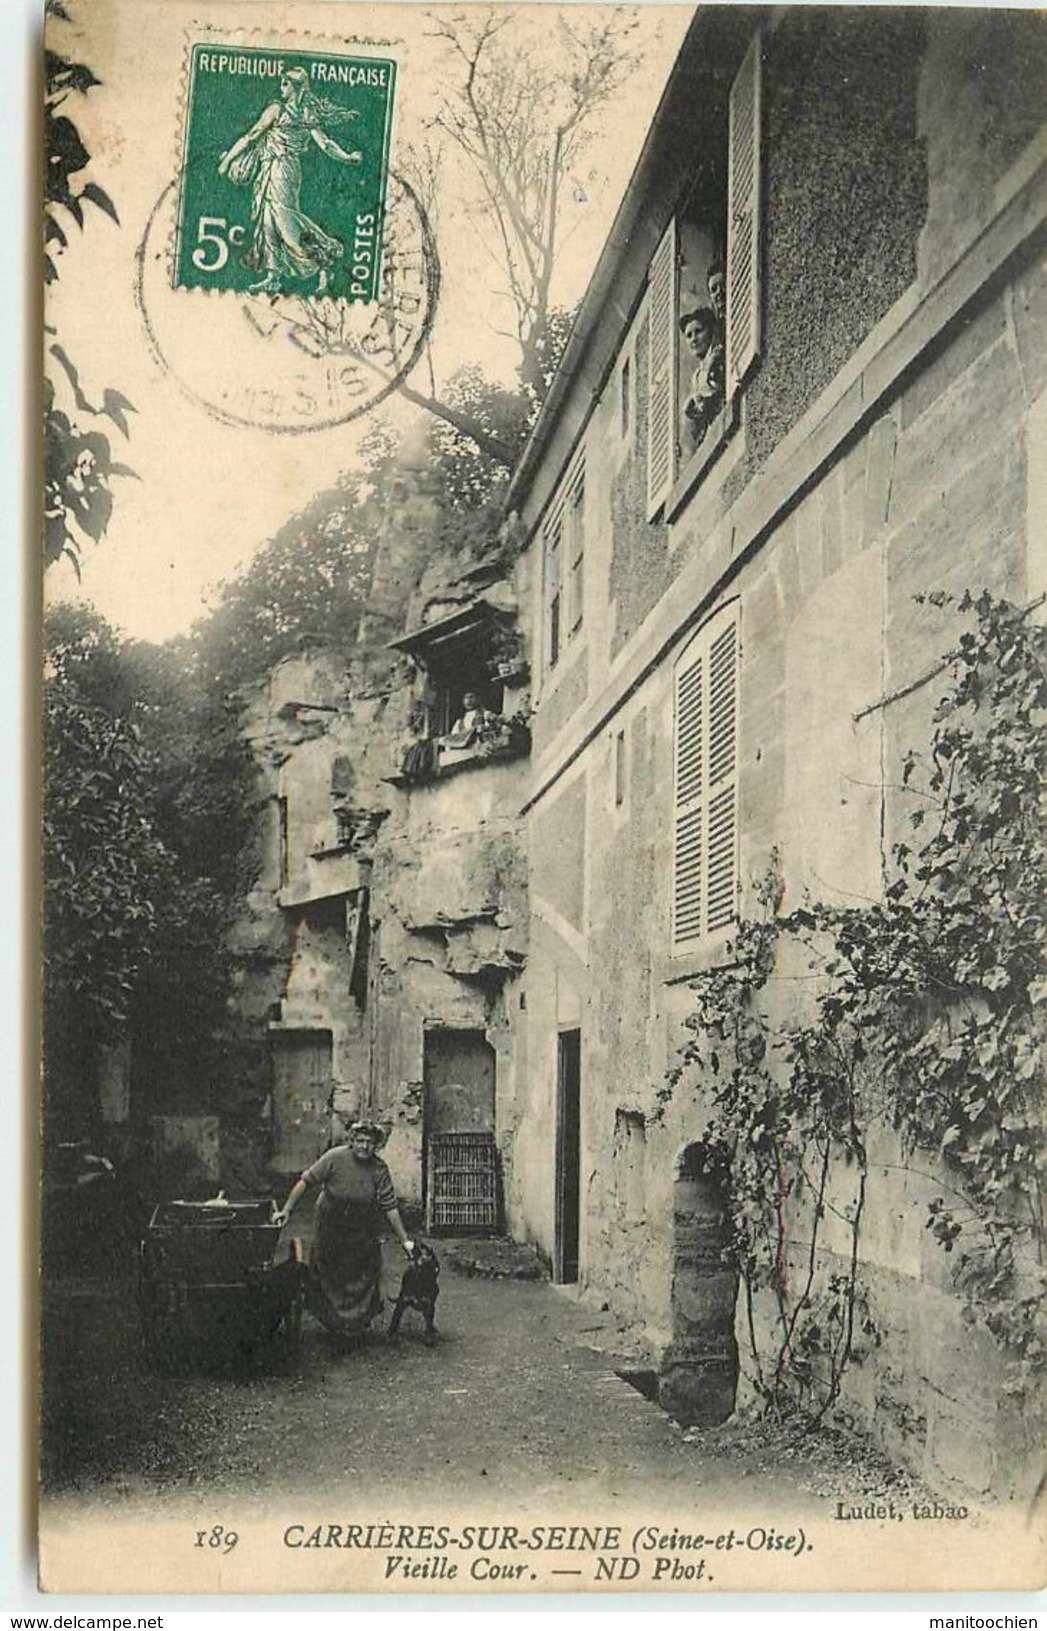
top-left (665, 394), bottom-right (739, 524)
top-left (658, 927), bottom-right (737, 987)
top-left (392, 720), bottom-right (531, 788)
top-left (278, 855), bottom-right (370, 910)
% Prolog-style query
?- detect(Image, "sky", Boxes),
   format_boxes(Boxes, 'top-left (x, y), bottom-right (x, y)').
top-left (44, 0), bottom-right (692, 644)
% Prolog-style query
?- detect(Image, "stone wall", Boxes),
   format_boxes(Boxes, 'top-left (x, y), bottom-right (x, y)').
top-left (531, 648), bottom-right (589, 759)
top-left (511, 62), bottom-right (1047, 1494)
top-left (525, 7), bottom-right (1047, 748)
top-left (369, 750), bottom-right (529, 1211)
top-left (918, 10), bottom-right (1047, 288)
top-left (530, 773), bottom-right (587, 936)
top-left (529, 8), bottom-right (931, 707)
top-left (607, 320), bottom-right (672, 663)
top-left (730, 9), bottom-right (927, 488)
top-left (225, 488), bottom-right (532, 1208)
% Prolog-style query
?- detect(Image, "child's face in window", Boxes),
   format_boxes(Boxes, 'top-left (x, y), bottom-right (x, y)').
top-left (682, 317), bottom-right (713, 359)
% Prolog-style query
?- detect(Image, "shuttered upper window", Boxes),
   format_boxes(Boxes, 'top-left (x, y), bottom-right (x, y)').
top-left (567, 464), bottom-right (586, 637)
top-left (726, 30), bottom-right (763, 392)
top-left (542, 452), bottom-right (586, 675)
top-left (543, 511), bottom-right (562, 670)
top-left (646, 30), bottom-right (763, 518)
top-left (672, 603), bottom-right (740, 947)
top-left (646, 218), bottom-right (677, 518)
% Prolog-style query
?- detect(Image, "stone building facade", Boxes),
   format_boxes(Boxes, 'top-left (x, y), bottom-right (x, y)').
top-left (232, 462), bottom-right (531, 1223)
top-left (503, 7), bottom-right (1047, 1499)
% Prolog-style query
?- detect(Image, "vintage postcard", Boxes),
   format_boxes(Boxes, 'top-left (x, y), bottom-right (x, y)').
top-left (40, 0), bottom-right (1047, 1597)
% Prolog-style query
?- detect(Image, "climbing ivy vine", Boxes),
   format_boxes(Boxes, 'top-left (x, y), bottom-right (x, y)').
top-left (657, 592), bottom-right (1046, 1423)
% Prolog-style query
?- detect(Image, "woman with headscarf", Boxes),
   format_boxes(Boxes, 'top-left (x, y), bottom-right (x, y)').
top-left (275, 1120), bottom-right (413, 1337)
top-left (217, 65), bottom-right (363, 296)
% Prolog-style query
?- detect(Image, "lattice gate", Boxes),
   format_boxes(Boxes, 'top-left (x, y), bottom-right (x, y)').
top-left (426, 1131), bottom-right (499, 1234)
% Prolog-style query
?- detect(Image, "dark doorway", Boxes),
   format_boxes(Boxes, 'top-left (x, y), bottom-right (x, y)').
top-left (659, 1141), bottom-right (739, 1426)
top-left (269, 1029), bottom-right (333, 1174)
top-left (555, 1029), bottom-right (582, 1283)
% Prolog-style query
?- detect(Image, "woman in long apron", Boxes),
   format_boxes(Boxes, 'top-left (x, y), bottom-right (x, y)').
top-left (276, 1122), bottom-right (413, 1336)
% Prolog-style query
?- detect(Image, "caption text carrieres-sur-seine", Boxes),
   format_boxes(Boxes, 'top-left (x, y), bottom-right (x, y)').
top-left (280, 1522), bottom-right (811, 1583)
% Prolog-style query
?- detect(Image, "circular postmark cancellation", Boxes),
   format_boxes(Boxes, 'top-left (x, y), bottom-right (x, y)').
top-left (135, 41), bottom-right (438, 433)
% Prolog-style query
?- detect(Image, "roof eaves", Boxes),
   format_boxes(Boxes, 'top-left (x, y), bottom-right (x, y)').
top-left (504, 6), bottom-right (706, 517)
top-left (387, 595), bottom-right (511, 658)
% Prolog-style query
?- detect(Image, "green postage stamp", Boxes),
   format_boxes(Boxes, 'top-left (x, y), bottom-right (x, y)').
top-left (175, 44), bottom-right (396, 302)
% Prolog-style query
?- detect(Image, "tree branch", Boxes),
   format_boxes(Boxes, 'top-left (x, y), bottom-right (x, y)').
top-left (394, 378), bottom-right (516, 466)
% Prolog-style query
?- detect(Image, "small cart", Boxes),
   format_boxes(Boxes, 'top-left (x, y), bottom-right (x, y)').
top-left (137, 1197), bottom-right (305, 1368)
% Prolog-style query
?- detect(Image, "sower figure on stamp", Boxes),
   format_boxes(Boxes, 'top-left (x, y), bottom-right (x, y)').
top-left (218, 66), bottom-right (363, 296)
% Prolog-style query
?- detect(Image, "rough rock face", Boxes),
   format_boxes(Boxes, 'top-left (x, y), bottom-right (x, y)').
top-left (393, 831), bottom-right (525, 938)
top-left (223, 461), bottom-right (530, 1207)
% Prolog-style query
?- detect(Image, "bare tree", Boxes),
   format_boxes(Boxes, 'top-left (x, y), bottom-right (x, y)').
top-left (332, 9), bottom-right (642, 464)
top-left (420, 8), bottom-right (636, 401)
top-left (429, 8), bottom-right (640, 398)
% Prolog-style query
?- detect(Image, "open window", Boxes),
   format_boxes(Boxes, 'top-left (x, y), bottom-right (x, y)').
top-left (389, 597), bottom-right (530, 783)
top-left (647, 29), bottom-right (763, 518)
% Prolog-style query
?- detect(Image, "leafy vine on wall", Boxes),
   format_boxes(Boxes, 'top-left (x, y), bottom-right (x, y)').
top-left (655, 593), bottom-right (1046, 1422)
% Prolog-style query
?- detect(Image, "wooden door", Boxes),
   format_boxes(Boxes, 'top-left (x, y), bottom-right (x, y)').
top-left (270, 1029), bottom-right (333, 1174)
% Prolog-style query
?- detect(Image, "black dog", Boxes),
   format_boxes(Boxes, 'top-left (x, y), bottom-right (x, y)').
top-left (389, 1242), bottom-right (440, 1344)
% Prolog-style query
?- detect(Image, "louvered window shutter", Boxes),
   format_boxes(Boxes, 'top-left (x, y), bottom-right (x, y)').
top-left (646, 218), bottom-right (677, 518)
top-left (705, 617), bottom-right (738, 933)
top-left (726, 31), bottom-right (763, 394)
top-left (673, 651), bottom-right (704, 943)
top-left (672, 606), bottom-right (739, 944)
top-left (568, 464), bottom-right (586, 636)
top-left (544, 510), bottom-right (563, 670)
